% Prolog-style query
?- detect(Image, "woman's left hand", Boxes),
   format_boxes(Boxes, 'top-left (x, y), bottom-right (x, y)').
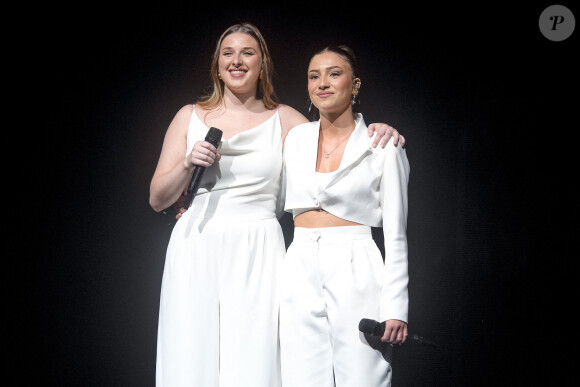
top-left (172, 193), bottom-right (187, 220)
top-left (381, 319), bottom-right (408, 345)
top-left (368, 123), bottom-right (406, 148)
top-left (175, 207), bottom-right (187, 220)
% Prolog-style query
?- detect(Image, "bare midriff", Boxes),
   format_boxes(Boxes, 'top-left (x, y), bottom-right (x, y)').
top-left (294, 209), bottom-right (362, 228)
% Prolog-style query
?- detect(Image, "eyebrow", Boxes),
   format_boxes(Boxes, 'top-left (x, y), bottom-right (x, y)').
top-left (221, 46), bottom-right (258, 51)
top-left (308, 65), bottom-right (343, 73)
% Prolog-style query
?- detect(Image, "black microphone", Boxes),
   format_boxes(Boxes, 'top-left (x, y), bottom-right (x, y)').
top-left (359, 318), bottom-right (439, 349)
top-left (183, 127), bottom-right (223, 209)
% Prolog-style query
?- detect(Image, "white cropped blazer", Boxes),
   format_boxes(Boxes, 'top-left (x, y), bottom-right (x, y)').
top-left (283, 114), bottom-right (411, 323)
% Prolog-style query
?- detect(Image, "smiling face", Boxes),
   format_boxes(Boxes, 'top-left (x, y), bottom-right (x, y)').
top-left (218, 32), bottom-right (263, 95)
top-left (308, 51), bottom-right (356, 116)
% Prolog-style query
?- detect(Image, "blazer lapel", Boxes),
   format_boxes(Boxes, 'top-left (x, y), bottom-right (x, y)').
top-left (338, 114), bottom-right (373, 171)
top-left (298, 121), bottom-right (321, 185)
top-left (320, 114), bottom-right (373, 189)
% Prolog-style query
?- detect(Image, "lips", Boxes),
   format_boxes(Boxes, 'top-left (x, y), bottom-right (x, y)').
top-left (316, 92), bottom-right (333, 98)
top-left (229, 69), bottom-right (247, 77)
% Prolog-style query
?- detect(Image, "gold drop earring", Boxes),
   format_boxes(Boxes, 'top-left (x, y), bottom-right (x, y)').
top-left (352, 78), bottom-right (361, 105)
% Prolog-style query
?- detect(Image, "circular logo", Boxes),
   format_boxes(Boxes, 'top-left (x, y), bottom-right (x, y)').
top-left (539, 5), bottom-right (575, 41)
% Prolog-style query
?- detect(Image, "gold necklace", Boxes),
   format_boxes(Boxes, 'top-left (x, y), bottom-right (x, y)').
top-left (321, 131), bottom-right (353, 158)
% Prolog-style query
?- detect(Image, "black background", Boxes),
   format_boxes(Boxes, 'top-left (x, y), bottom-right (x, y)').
top-left (16, 2), bottom-right (577, 385)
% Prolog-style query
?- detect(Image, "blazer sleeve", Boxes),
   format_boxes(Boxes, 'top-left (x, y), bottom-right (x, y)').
top-left (379, 142), bottom-right (411, 323)
top-left (276, 157), bottom-right (287, 219)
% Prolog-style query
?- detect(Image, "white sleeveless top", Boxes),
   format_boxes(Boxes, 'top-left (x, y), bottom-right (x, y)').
top-left (185, 106), bottom-right (283, 220)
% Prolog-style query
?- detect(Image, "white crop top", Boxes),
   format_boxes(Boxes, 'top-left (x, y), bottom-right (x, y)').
top-left (292, 170), bottom-right (339, 218)
top-left (284, 114), bottom-right (410, 227)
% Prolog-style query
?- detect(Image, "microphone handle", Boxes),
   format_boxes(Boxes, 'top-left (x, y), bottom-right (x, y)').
top-left (183, 167), bottom-right (205, 209)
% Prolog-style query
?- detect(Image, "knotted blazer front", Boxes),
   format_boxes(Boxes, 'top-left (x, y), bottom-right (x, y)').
top-left (283, 114), bottom-right (411, 322)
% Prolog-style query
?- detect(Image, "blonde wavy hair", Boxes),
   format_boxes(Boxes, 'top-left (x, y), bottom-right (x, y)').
top-left (197, 23), bottom-right (279, 111)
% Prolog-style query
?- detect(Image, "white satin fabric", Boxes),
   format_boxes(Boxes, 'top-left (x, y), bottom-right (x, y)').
top-left (156, 106), bottom-right (284, 387)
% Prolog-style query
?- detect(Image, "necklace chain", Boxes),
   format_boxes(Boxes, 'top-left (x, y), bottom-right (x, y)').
top-left (321, 131), bottom-right (352, 158)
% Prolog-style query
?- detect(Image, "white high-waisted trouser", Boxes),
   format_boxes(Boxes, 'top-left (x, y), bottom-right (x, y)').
top-left (156, 208), bottom-right (284, 387)
top-left (280, 226), bottom-right (392, 387)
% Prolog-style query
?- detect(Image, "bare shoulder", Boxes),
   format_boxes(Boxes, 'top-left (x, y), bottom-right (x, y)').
top-left (167, 104), bottom-right (194, 135)
top-left (278, 104), bottom-right (309, 140)
top-left (176, 103), bottom-right (195, 120)
top-left (278, 104), bottom-right (308, 123)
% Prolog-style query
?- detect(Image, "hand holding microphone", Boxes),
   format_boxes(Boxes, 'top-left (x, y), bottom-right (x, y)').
top-left (359, 318), bottom-right (439, 349)
top-left (358, 318), bottom-right (408, 345)
top-left (183, 127), bottom-right (223, 209)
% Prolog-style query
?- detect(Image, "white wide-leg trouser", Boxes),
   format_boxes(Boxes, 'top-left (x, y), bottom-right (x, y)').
top-left (156, 213), bottom-right (283, 387)
top-left (280, 226), bottom-right (392, 387)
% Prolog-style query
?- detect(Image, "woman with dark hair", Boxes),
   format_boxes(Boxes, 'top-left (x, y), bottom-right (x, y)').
top-left (280, 45), bottom-right (410, 387)
top-left (149, 24), bottom-right (404, 386)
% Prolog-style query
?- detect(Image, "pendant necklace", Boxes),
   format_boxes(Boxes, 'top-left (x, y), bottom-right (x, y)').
top-left (321, 130), bottom-right (353, 158)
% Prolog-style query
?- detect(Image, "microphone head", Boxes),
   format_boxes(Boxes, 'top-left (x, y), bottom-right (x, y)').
top-left (205, 127), bottom-right (223, 146)
top-left (358, 318), bottom-right (384, 336)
